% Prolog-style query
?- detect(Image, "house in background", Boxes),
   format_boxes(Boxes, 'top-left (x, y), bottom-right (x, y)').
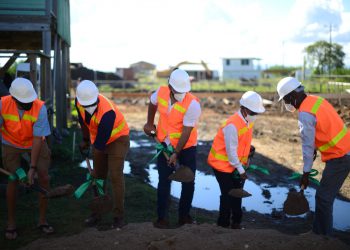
top-left (130, 61), bottom-right (156, 79)
top-left (222, 58), bottom-right (261, 80)
top-left (115, 67), bottom-right (135, 81)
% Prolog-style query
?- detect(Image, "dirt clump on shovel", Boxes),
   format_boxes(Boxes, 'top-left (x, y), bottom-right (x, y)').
top-left (283, 188), bottom-right (309, 215)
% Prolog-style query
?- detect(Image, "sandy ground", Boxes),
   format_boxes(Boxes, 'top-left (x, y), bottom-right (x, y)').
top-left (22, 223), bottom-right (349, 250)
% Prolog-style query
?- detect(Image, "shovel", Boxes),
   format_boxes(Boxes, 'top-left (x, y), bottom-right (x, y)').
top-left (0, 167), bottom-right (74, 198)
top-left (283, 185), bottom-right (309, 215)
top-left (168, 164), bottom-right (195, 183)
top-left (228, 188), bottom-right (252, 198)
top-left (150, 131), bottom-right (195, 183)
top-left (82, 154), bottom-right (113, 215)
top-left (228, 155), bottom-right (253, 199)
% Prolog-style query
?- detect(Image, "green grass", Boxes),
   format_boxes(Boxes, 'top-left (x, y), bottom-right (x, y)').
top-left (98, 77), bottom-right (349, 94)
top-left (0, 128), bottom-right (215, 249)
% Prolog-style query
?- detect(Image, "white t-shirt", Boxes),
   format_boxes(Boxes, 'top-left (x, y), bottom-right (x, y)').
top-left (222, 110), bottom-right (248, 174)
top-left (150, 87), bottom-right (201, 144)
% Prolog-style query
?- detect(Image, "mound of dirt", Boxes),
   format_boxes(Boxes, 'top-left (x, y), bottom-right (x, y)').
top-left (22, 223), bottom-right (348, 250)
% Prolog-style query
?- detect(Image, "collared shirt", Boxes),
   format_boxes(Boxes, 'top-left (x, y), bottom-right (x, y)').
top-left (222, 110), bottom-right (247, 174)
top-left (298, 111), bottom-right (350, 172)
top-left (0, 100), bottom-right (51, 149)
top-left (150, 87), bottom-right (201, 145)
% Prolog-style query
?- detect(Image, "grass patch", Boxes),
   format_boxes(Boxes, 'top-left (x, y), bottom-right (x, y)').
top-left (0, 128), bottom-right (216, 249)
top-left (98, 77), bottom-right (348, 94)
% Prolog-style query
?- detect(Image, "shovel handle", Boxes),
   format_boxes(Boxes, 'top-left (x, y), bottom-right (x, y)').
top-left (85, 158), bottom-right (93, 174)
top-left (0, 167), bottom-right (12, 176)
top-left (150, 131), bottom-right (170, 161)
top-left (85, 158), bottom-right (100, 197)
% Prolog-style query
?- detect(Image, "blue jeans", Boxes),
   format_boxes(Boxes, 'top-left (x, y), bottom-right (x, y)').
top-left (313, 154), bottom-right (350, 235)
top-left (156, 146), bottom-right (196, 220)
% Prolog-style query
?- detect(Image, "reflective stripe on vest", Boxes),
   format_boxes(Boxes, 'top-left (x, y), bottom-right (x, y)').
top-left (210, 148), bottom-right (248, 163)
top-left (319, 125), bottom-right (348, 152)
top-left (111, 120), bottom-right (126, 137)
top-left (158, 97), bottom-right (168, 108)
top-left (310, 96), bottom-right (324, 114)
top-left (309, 96), bottom-right (349, 152)
top-left (77, 95), bottom-right (129, 144)
top-left (209, 120), bottom-right (252, 162)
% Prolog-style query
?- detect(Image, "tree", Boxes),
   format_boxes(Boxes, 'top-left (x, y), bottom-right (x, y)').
top-left (304, 40), bottom-right (345, 74)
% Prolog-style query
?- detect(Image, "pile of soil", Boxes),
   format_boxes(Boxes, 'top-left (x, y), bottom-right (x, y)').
top-left (22, 223), bottom-right (349, 250)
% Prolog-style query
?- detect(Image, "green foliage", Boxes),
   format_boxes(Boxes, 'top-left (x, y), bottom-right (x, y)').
top-left (305, 40), bottom-right (345, 74)
top-left (264, 65), bottom-right (300, 76)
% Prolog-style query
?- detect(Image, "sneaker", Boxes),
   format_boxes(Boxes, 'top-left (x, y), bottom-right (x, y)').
top-left (153, 219), bottom-right (169, 229)
top-left (178, 215), bottom-right (196, 226)
top-left (84, 213), bottom-right (101, 227)
top-left (111, 217), bottom-right (127, 229)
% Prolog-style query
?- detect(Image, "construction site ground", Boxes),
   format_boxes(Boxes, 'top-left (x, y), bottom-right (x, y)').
top-left (16, 91), bottom-right (350, 249)
top-left (114, 91), bottom-right (350, 200)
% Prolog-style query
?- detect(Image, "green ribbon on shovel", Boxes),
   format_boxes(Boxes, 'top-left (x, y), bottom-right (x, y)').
top-left (8, 168), bottom-right (27, 182)
top-left (148, 143), bottom-right (174, 164)
top-left (288, 169), bottom-right (320, 186)
top-left (74, 173), bottom-right (105, 199)
top-left (233, 164), bottom-right (270, 178)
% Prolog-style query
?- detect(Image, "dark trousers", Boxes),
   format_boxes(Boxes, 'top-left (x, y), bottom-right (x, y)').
top-left (213, 169), bottom-right (245, 227)
top-left (157, 146), bottom-right (196, 220)
top-left (313, 154), bottom-right (350, 235)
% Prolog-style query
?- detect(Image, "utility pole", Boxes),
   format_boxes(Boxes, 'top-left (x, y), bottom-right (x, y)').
top-left (328, 23), bottom-right (332, 77)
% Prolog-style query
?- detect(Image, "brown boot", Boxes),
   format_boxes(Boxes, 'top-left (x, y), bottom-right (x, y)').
top-left (153, 219), bottom-right (169, 229)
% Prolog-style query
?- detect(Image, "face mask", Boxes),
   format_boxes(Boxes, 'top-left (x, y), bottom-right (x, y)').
top-left (19, 102), bottom-right (33, 111)
top-left (174, 93), bottom-right (186, 102)
top-left (85, 105), bottom-right (97, 115)
top-left (284, 103), bottom-right (296, 112)
top-left (245, 114), bottom-right (257, 123)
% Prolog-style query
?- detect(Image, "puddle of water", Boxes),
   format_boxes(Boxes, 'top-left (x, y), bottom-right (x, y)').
top-left (80, 160), bottom-right (131, 175)
top-left (130, 140), bottom-right (153, 148)
top-left (146, 164), bottom-right (350, 231)
top-left (130, 141), bottom-right (141, 148)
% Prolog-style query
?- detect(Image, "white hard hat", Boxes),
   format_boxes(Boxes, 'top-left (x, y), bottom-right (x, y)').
top-left (169, 69), bottom-right (191, 93)
top-left (76, 80), bottom-right (99, 106)
top-left (277, 77), bottom-right (301, 101)
top-left (9, 77), bottom-right (37, 103)
top-left (239, 91), bottom-right (265, 113)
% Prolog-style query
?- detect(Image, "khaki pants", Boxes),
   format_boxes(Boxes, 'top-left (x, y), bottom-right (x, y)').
top-left (2, 142), bottom-right (51, 174)
top-left (93, 135), bottom-right (130, 218)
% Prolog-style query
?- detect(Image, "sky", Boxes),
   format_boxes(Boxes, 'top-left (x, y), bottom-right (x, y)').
top-left (70, 0), bottom-right (350, 72)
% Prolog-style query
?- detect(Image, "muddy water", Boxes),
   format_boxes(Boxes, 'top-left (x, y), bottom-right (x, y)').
top-left (145, 163), bottom-right (350, 232)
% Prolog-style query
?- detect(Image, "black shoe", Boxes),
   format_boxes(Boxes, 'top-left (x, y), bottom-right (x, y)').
top-left (178, 215), bottom-right (196, 226)
top-left (231, 223), bottom-right (244, 229)
top-left (84, 213), bottom-right (101, 227)
top-left (153, 218), bottom-right (169, 229)
top-left (111, 217), bottom-right (127, 229)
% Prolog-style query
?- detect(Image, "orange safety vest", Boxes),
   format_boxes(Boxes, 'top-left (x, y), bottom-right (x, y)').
top-left (299, 95), bottom-right (350, 161)
top-left (207, 112), bottom-right (253, 173)
top-left (156, 86), bottom-right (199, 149)
top-left (76, 94), bottom-right (129, 145)
top-left (1, 95), bottom-right (44, 148)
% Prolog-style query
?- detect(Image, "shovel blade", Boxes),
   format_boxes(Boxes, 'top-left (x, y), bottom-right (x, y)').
top-left (47, 184), bottom-right (75, 198)
top-left (89, 195), bottom-right (113, 215)
top-left (283, 191), bottom-right (309, 215)
top-left (228, 188), bottom-right (252, 198)
top-left (168, 165), bottom-right (194, 183)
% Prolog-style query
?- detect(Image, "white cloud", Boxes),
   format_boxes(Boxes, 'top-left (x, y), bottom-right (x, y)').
top-left (69, 0), bottom-right (350, 72)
